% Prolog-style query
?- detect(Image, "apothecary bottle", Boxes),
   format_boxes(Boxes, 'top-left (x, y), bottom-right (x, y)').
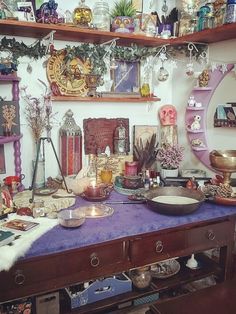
top-left (92, 1), bottom-right (110, 31)
top-left (73, 0), bottom-right (92, 27)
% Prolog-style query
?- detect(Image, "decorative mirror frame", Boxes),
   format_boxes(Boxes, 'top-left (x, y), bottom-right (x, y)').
top-left (185, 64), bottom-right (234, 171)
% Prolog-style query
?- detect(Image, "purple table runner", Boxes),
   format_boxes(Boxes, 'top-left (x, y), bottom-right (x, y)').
top-left (25, 191), bottom-right (236, 258)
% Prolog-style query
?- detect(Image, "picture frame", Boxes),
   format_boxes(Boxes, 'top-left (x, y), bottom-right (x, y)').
top-left (132, 0), bottom-right (143, 13)
top-left (16, 1), bottom-right (35, 22)
top-left (111, 60), bottom-right (140, 93)
top-left (133, 125), bottom-right (159, 147)
top-left (0, 145), bottom-right (6, 174)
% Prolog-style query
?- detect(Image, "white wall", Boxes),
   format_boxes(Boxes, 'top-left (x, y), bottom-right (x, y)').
top-left (2, 1), bottom-right (236, 186)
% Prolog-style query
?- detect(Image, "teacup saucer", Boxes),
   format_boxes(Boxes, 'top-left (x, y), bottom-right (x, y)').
top-left (80, 192), bottom-right (110, 202)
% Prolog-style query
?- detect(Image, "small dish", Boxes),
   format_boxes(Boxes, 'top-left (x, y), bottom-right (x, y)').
top-left (80, 192), bottom-right (110, 202)
top-left (79, 204), bottom-right (114, 218)
top-left (58, 208), bottom-right (86, 228)
top-left (151, 259), bottom-right (180, 279)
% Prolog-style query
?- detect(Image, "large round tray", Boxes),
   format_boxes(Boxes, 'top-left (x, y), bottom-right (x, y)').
top-left (144, 187), bottom-right (204, 216)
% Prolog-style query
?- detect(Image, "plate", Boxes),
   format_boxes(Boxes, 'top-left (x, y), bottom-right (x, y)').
top-left (80, 192), bottom-right (110, 202)
top-left (79, 204), bottom-right (114, 218)
top-left (214, 196), bottom-right (236, 206)
top-left (34, 188), bottom-right (58, 196)
top-left (151, 259), bottom-right (180, 279)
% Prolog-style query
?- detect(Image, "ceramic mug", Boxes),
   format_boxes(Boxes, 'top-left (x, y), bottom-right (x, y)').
top-left (4, 174), bottom-right (25, 186)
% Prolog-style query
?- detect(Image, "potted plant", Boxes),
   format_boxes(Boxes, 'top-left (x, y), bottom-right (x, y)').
top-left (156, 143), bottom-right (184, 178)
top-left (110, 0), bottom-right (136, 33)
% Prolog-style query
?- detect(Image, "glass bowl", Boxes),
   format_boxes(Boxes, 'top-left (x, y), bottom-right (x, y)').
top-left (58, 208), bottom-right (85, 228)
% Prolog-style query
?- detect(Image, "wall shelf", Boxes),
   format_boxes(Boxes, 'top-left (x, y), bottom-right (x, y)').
top-left (1, 20), bottom-right (236, 47)
top-left (52, 96), bottom-right (160, 102)
top-left (186, 107), bottom-right (205, 111)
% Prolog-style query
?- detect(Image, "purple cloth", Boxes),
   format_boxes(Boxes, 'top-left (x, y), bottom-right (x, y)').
top-left (25, 191), bottom-right (236, 258)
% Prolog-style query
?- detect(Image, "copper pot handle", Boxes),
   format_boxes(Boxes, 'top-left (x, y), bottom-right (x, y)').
top-left (90, 253), bottom-right (100, 267)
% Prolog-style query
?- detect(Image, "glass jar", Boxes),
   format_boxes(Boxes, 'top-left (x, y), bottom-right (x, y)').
top-left (129, 266), bottom-right (152, 290)
top-left (73, 0), bottom-right (92, 27)
top-left (92, 1), bottom-right (110, 31)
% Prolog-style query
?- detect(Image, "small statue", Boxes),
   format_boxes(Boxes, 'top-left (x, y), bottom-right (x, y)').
top-left (113, 122), bottom-right (128, 155)
top-left (198, 69), bottom-right (210, 87)
top-left (188, 95), bottom-right (196, 107)
top-left (36, 0), bottom-right (63, 23)
top-left (190, 115), bottom-right (201, 130)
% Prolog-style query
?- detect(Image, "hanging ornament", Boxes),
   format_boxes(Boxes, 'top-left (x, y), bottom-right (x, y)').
top-left (110, 57), bottom-right (118, 70)
top-left (157, 64), bottom-right (169, 82)
top-left (186, 43), bottom-right (195, 76)
top-left (211, 62), bottom-right (218, 72)
top-left (220, 64), bottom-right (228, 74)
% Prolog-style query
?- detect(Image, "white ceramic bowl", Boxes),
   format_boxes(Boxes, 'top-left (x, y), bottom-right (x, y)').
top-left (58, 208), bottom-right (85, 228)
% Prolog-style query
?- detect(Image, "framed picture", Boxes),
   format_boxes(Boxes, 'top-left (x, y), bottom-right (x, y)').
top-left (16, 1), bottom-right (35, 22)
top-left (0, 145), bottom-right (6, 174)
top-left (132, 0), bottom-right (143, 13)
top-left (111, 61), bottom-right (140, 93)
top-left (133, 125), bottom-right (159, 147)
top-left (0, 101), bottom-right (21, 136)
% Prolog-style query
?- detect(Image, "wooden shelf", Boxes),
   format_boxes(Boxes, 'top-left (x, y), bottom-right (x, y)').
top-left (0, 20), bottom-right (168, 47)
top-left (60, 254), bottom-right (222, 314)
top-left (0, 134), bottom-right (22, 144)
top-left (1, 20), bottom-right (236, 47)
top-left (52, 96), bottom-right (160, 102)
top-left (172, 22), bottom-right (236, 44)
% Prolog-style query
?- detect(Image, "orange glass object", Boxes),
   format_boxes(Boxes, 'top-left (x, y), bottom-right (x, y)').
top-left (100, 169), bottom-right (112, 184)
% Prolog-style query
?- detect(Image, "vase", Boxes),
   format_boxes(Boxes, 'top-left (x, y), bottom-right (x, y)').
top-left (160, 168), bottom-right (179, 179)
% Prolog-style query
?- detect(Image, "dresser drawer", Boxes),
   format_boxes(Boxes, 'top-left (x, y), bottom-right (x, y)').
top-left (0, 240), bottom-right (127, 302)
top-left (130, 230), bottom-right (186, 267)
top-left (186, 221), bottom-right (233, 252)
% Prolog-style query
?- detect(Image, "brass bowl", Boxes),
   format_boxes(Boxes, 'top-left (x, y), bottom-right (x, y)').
top-left (209, 150), bottom-right (236, 184)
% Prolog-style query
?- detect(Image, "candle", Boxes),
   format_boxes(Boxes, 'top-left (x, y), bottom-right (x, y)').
top-left (85, 184), bottom-right (102, 198)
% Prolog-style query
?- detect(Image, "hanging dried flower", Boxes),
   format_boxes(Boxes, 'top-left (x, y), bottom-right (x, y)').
top-left (21, 81), bottom-right (56, 143)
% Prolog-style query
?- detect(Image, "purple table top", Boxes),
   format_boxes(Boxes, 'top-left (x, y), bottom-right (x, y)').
top-left (25, 191), bottom-right (236, 259)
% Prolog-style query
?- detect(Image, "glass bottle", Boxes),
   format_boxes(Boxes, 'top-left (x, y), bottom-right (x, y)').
top-left (86, 154), bottom-right (97, 181)
top-left (73, 0), bottom-right (92, 27)
top-left (59, 109), bottom-right (82, 176)
top-left (92, 1), bottom-right (110, 31)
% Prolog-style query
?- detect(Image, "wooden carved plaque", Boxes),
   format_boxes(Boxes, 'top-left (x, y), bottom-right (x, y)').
top-left (83, 118), bottom-right (130, 154)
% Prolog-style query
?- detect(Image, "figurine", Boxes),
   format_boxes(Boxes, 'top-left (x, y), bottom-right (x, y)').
top-left (198, 69), bottom-right (210, 87)
top-left (188, 95), bottom-right (196, 107)
top-left (158, 104), bottom-right (177, 126)
top-left (190, 115), bottom-right (201, 130)
top-left (36, 0), bottom-right (63, 23)
top-left (186, 254), bottom-right (199, 269)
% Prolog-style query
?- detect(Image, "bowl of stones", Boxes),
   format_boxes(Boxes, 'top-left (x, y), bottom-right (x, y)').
top-left (144, 186), bottom-right (205, 216)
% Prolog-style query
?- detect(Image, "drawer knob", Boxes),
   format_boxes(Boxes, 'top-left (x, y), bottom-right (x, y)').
top-left (155, 240), bottom-right (164, 253)
top-left (206, 229), bottom-right (216, 241)
top-left (14, 270), bottom-right (25, 285)
top-left (90, 253), bottom-right (100, 267)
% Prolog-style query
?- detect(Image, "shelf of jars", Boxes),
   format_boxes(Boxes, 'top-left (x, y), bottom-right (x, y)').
top-left (0, 20), bottom-right (169, 47)
top-left (51, 95), bottom-right (161, 102)
top-left (1, 20), bottom-right (236, 47)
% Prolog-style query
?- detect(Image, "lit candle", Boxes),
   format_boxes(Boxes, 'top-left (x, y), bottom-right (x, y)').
top-left (86, 182), bottom-right (101, 197)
